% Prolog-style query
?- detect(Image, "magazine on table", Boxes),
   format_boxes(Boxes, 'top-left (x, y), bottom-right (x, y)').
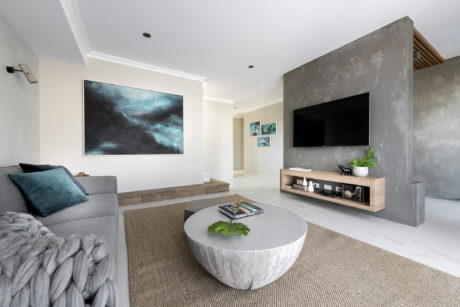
top-left (218, 202), bottom-right (263, 219)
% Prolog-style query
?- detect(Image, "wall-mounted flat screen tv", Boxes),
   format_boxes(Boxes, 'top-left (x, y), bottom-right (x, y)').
top-left (293, 93), bottom-right (369, 147)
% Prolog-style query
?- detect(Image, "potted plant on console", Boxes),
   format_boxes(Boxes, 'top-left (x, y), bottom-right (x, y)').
top-left (349, 146), bottom-right (378, 177)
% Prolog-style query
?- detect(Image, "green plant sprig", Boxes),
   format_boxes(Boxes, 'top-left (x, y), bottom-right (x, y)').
top-left (208, 220), bottom-right (250, 236)
top-left (349, 146), bottom-right (378, 168)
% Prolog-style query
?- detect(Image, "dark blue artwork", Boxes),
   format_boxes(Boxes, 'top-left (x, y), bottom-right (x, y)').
top-left (84, 80), bottom-right (183, 155)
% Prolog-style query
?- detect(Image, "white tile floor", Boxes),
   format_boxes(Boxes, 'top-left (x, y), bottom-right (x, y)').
top-left (117, 175), bottom-right (460, 306)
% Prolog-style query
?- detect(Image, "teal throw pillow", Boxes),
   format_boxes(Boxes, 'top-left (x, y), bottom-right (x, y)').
top-left (19, 163), bottom-right (88, 195)
top-left (8, 168), bottom-right (88, 216)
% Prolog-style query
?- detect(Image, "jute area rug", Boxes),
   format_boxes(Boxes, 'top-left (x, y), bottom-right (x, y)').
top-left (124, 194), bottom-right (460, 307)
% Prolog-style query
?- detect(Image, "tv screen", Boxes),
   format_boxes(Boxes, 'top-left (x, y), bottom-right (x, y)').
top-left (293, 93), bottom-right (369, 147)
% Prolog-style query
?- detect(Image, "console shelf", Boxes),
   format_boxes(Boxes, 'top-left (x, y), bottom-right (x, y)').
top-left (280, 169), bottom-right (385, 212)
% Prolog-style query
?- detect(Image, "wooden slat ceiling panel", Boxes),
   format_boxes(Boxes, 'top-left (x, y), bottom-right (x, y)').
top-left (413, 27), bottom-right (445, 71)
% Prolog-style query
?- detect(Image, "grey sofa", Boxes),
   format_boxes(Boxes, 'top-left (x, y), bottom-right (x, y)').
top-left (0, 165), bottom-right (119, 273)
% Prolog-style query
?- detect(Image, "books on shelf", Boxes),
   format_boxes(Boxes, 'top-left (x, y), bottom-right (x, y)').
top-left (219, 202), bottom-right (264, 219)
top-left (292, 184), bottom-right (308, 192)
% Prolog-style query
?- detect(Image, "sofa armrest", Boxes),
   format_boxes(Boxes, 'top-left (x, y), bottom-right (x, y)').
top-left (76, 176), bottom-right (117, 195)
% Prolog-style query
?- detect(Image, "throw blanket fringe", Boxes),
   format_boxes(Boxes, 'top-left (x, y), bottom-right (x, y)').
top-left (0, 212), bottom-right (118, 307)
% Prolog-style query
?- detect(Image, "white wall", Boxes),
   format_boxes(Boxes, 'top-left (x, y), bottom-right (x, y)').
top-left (233, 118), bottom-right (244, 170)
top-left (244, 102), bottom-right (283, 177)
top-left (203, 100), bottom-right (233, 181)
top-left (39, 58), bottom-right (203, 193)
top-left (0, 15), bottom-right (40, 166)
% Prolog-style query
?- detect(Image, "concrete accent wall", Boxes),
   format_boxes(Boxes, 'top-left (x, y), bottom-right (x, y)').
top-left (39, 58), bottom-right (203, 193)
top-left (203, 100), bottom-right (234, 181)
top-left (284, 17), bottom-right (424, 226)
top-left (0, 15), bottom-right (40, 166)
top-left (414, 56), bottom-right (460, 199)
top-left (233, 118), bottom-right (244, 170)
top-left (244, 102), bottom-right (283, 177)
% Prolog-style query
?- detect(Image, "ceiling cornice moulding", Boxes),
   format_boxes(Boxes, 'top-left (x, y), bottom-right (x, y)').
top-left (204, 96), bottom-right (235, 104)
top-left (87, 51), bottom-right (207, 82)
top-left (240, 99), bottom-right (283, 114)
top-left (59, 0), bottom-right (90, 65)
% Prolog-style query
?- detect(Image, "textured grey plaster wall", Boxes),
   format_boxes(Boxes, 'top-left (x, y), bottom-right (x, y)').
top-left (283, 17), bottom-right (424, 226)
top-left (0, 15), bottom-right (40, 165)
top-left (414, 56), bottom-right (460, 199)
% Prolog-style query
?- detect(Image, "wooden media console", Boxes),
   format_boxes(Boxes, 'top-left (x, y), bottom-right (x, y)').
top-left (280, 169), bottom-right (385, 212)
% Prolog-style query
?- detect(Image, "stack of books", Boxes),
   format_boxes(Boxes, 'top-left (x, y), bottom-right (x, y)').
top-left (219, 202), bottom-right (264, 219)
top-left (292, 184), bottom-right (308, 192)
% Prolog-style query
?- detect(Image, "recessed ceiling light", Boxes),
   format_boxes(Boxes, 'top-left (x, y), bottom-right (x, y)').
top-left (248, 65), bottom-right (254, 69)
top-left (143, 32), bottom-right (151, 38)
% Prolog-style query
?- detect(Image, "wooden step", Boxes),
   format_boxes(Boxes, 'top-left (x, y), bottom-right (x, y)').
top-left (118, 178), bottom-right (230, 206)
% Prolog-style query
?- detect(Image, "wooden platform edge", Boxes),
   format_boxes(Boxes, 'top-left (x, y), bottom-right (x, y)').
top-left (118, 178), bottom-right (230, 206)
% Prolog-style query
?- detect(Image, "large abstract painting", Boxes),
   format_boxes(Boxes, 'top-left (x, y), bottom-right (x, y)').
top-left (84, 80), bottom-right (183, 155)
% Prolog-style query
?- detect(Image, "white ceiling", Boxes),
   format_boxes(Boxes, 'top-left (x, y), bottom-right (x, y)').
top-left (2, 0), bottom-right (460, 112)
top-left (0, 0), bottom-right (85, 65)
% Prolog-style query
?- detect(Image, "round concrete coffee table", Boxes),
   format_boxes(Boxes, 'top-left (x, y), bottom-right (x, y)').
top-left (184, 203), bottom-right (307, 290)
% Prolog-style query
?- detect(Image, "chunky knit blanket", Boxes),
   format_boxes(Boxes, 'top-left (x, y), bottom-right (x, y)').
top-left (0, 212), bottom-right (118, 307)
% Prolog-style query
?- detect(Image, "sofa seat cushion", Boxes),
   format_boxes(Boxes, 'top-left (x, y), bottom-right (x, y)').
top-left (0, 166), bottom-right (29, 214)
top-left (37, 193), bottom-right (118, 226)
top-left (48, 215), bottom-right (118, 279)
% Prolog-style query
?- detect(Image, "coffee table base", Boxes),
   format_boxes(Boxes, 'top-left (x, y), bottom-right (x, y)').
top-left (186, 232), bottom-right (306, 290)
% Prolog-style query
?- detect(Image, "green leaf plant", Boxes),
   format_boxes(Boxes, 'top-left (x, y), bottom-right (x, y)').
top-left (208, 220), bottom-right (250, 236)
top-left (349, 146), bottom-right (378, 168)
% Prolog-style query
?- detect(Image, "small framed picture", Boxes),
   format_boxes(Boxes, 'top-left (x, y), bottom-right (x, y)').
top-left (249, 121), bottom-right (261, 136)
top-left (257, 136), bottom-right (271, 147)
top-left (342, 184), bottom-right (364, 202)
top-left (262, 122), bottom-right (277, 135)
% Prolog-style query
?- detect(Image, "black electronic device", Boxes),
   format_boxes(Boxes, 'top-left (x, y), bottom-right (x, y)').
top-left (319, 189), bottom-right (335, 198)
top-left (293, 93), bottom-right (369, 147)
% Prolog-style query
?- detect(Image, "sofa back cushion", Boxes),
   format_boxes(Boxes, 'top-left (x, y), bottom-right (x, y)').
top-left (0, 166), bottom-right (29, 213)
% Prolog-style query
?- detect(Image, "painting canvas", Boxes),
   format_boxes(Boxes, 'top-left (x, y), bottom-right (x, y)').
top-left (249, 121), bottom-right (261, 136)
top-left (257, 136), bottom-right (271, 147)
top-left (262, 122), bottom-right (277, 135)
top-left (84, 80), bottom-right (183, 155)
